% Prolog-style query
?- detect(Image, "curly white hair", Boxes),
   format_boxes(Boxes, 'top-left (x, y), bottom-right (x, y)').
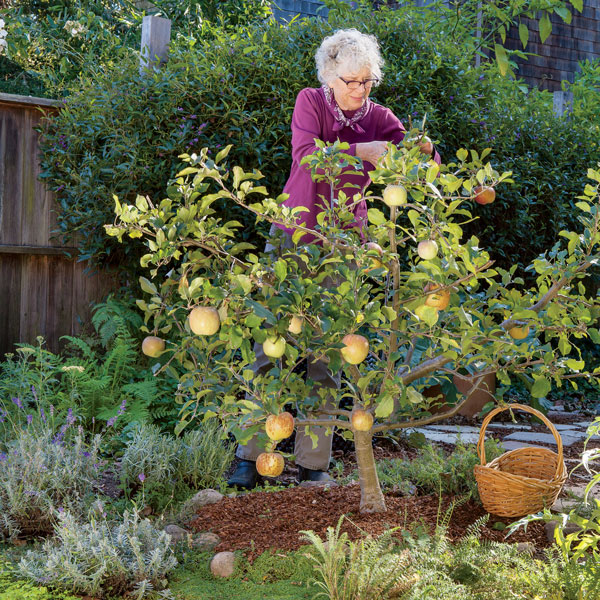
top-left (315, 28), bottom-right (384, 86)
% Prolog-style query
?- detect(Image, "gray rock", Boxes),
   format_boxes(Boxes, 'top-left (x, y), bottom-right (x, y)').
top-left (164, 524), bottom-right (189, 543)
top-left (210, 551), bottom-right (236, 578)
top-left (411, 429), bottom-right (481, 445)
top-left (502, 431), bottom-right (584, 446)
top-left (299, 479), bottom-right (339, 489)
top-left (545, 520), bottom-right (582, 542)
top-left (192, 532), bottom-right (221, 552)
top-left (516, 542), bottom-right (535, 555)
top-left (186, 489), bottom-right (224, 511)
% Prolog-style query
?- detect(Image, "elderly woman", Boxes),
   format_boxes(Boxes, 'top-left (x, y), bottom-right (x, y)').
top-left (228, 28), bottom-right (439, 489)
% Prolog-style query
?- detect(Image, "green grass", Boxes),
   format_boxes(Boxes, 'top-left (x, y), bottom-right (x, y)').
top-left (168, 548), bottom-right (317, 600)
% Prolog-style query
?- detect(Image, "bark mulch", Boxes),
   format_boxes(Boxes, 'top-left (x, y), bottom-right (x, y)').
top-left (188, 484), bottom-right (550, 561)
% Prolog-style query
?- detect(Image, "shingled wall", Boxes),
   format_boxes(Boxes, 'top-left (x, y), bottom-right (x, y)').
top-left (504, 0), bottom-right (600, 91)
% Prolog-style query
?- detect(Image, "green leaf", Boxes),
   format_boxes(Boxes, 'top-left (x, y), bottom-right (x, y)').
top-left (494, 44), bottom-right (509, 76)
top-left (274, 259), bottom-right (287, 282)
top-left (215, 144), bottom-right (232, 163)
top-left (367, 208), bottom-right (387, 226)
top-left (570, 0), bottom-right (583, 12)
top-left (375, 395), bottom-right (394, 418)
top-left (566, 359), bottom-right (585, 371)
top-left (531, 376), bottom-right (551, 398)
top-left (139, 277), bottom-right (157, 295)
top-left (539, 13), bottom-right (552, 43)
top-left (518, 23), bottom-right (529, 49)
top-left (554, 5), bottom-right (571, 23)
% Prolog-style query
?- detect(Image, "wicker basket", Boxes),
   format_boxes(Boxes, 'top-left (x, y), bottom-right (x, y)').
top-left (474, 403), bottom-right (567, 518)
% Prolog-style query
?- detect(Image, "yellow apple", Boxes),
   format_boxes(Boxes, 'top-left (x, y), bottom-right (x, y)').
top-left (417, 240), bottom-right (438, 260)
top-left (474, 186), bottom-right (496, 205)
top-left (189, 306), bottom-right (220, 335)
top-left (424, 283), bottom-right (450, 310)
top-left (508, 325), bottom-right (530, 340)
top-left (263, 336), bottom-right (286, 358)
top-left (364, 242), bottom-right (385, 272)
top-left (351, 409), bottom-right (374, 431)
top-left (383, 184), bottom-right (407, 207)
top-left (265, 411), bottom-right (295, 441)
top-left (288, 316), bottom-right (303, 335)
top-left (256, 452), bottom-right (284, 477)
top-left (142, 336), bottom-right (165, 357)
top-left (341, 334), bottom-right (369, 365)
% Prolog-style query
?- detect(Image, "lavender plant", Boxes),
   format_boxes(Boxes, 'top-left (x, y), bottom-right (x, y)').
top-left (18, 510), bottom-right (177, 600)
top-left (0, 416), bottom-right (102, 540)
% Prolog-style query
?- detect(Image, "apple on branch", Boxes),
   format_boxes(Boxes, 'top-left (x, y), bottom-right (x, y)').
top-left (363, 241), bottom-right (385, 272)
top-left (288, 316), bottom-right (303, 335)
top-left (256, 452), bottom-right (285, 477)
top-left (265, 411), bottom-right (295, 441)
top-left (382, 184), bottom-right (407, 207)
top-left (351, 408), bottom-right (374, 431)
top-left (142, 335), bottom-right (165, 357)
top-left (508, 324), bottom-right (530, 339)
top-left (424, 283), bottom-right (450, 310)
top-left (417, 240), bottom-right (438, 260)
top-left (189, 306), bottom-right (221, 335)
top-left (474, 185), bottom-right (496, 205)
top-left (341, 334), bottom-right (370, 365)
top-left (263, 336), bottom-right (286, 358)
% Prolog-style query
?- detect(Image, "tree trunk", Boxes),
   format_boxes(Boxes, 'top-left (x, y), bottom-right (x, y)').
top-left (354, 430), bottom-right (386, 513)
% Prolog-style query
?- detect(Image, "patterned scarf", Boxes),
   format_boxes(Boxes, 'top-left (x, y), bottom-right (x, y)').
top-left (322, 85), bottom-right (371, 134)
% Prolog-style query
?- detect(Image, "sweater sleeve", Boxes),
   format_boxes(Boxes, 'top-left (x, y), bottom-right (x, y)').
top-left (290, 89), bottom-right (323, 165)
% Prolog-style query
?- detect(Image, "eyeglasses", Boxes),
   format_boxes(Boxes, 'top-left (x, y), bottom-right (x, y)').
top-left (338, 77), bottom-right (379, 91)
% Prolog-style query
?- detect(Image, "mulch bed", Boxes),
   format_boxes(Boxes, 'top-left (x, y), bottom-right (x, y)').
top-left (188, 484), bottom-right (550, 561)
top-left (188, 407), bottom-right (595, 561)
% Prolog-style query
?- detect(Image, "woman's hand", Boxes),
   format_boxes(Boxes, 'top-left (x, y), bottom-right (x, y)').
top-left (356, 141), bottom-right (388, 166)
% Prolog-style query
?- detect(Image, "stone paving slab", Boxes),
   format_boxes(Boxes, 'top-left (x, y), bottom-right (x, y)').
top-left (411, 429), bottom-right (481, 445)
top-left (500, 441), bottom-right (548, 451)
top-left (419, 425), bottom-right (482, 434)
top-left (503, 431), bottom-right (585, 446)
top-left (484, 423), bottom-right (534, 431)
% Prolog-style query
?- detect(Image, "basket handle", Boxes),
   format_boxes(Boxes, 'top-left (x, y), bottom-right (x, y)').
top-left (476, 403), bottom-right (564, 473)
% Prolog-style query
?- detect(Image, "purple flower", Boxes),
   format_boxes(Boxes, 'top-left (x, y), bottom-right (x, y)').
top-left (0, 453), bottom-right (7, 462)
top-left (138, 473), bottom-right (146, 483)
top-left (40, 407), bottom-right (46, 423)
top-left (67, 407), bottom-right (76, 425)
top-left (27, 414), bottom-right (33, 425)
top-left (479, 74), bottom-right (485, 80)
top-left (118, 399), bottom-right (127, 415)
top-left (12, 397), bottom-right (23, 410)
top-left (50, 405), bottom-right (55, 416)
top-left (31, 386), bottom-right (38, 402)
top-left (83, 451), bottom-right (90, 457)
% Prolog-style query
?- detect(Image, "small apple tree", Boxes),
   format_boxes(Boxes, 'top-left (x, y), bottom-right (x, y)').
top-left (106, 138), bottom-right (600, 513)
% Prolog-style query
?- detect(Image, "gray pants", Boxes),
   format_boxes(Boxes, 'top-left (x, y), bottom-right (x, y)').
top-left (236, 225), bottom-right (341, 471)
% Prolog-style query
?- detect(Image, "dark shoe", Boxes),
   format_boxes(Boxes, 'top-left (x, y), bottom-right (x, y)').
top-left (227, 460), bottom-right (259, 490)
top-left (297, 465), bottom-right (335, 484)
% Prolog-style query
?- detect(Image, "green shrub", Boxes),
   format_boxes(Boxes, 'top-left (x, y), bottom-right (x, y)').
top-left (38, 1), bottom-right (600, 280)
top-left (0, 559), bottom-right (80, 600)
top-left (120, 421), bottom-right (234, 511)
top-left (0, 424), bottom-right (102, 539)
top-left (369, 438), bottom-right (505, 500)
top-left (18, 510), bottom-right (177, 599)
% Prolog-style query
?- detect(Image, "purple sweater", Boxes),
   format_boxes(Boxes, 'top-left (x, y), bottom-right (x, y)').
top-left (275, 87), bottom-right (408, 242)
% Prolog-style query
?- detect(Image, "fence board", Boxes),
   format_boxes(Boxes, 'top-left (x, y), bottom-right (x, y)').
top-left (0, 95), bottom-right (118, 357)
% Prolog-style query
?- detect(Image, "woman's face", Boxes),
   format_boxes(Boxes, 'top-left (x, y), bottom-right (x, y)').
top-left (327, 65), bottom-right (374, 111)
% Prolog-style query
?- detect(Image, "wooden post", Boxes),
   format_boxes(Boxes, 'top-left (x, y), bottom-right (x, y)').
top-left (139, 15), bottom-right (171, 75)
top-left (553, 90), bottom-right (573, 117)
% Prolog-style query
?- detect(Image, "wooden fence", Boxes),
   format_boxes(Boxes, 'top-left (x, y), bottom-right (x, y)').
top-left (0, 93), bottom-right (117, 357)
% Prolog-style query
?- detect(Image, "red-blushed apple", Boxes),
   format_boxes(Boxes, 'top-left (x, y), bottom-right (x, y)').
top-left (189, 306), bottom-right (220, 335)
top-left (364, 241), bottom-right (385, 272)
top-left (341, 334), bottom-right (369, 365)
top-left (424, 283), bottom-right (450, 310)
top-left (142, 336), bottom-right (165, 357)
top-left (265, 411), bottom-right (295, 441)
top-left (351, 409), bottom-right (374, 431)
top-left (417, 240), bottom-right (438, 260)
top-left (418, 136), bottom-right (434, 155)
top-left (263, 336), bottom-right (286, 358)
top-left (383, 184), bottom-right (407, 207)
top-left (474, 186), bottom-right (496, 205)
top-left (508, 325), bottom-right (530, 340)
top-left (288, 316), bottom-right (303, 335)
top-left (256, 452), bottom-right (284, 477)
